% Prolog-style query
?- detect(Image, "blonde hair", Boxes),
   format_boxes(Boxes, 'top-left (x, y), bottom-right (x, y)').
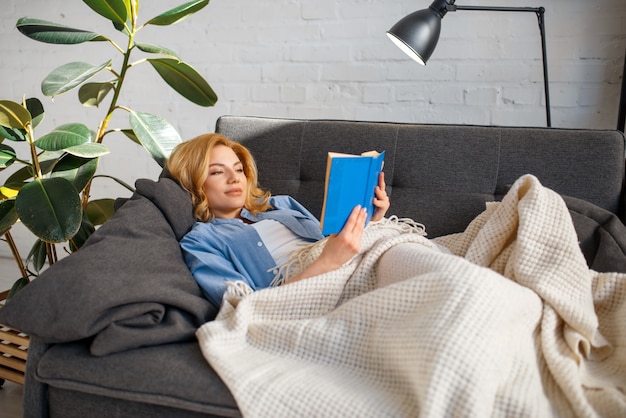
top-left (166, 133), bottom-right (272, 222)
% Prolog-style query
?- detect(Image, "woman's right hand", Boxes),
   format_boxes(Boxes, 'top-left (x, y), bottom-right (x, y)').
top-left (285, 205), bottom-right (367, 284)
top-left (321, 205), bottom-right (367, 267)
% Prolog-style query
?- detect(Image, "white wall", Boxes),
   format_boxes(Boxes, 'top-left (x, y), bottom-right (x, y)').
top-left (1, 0), bottom-right (625, 262)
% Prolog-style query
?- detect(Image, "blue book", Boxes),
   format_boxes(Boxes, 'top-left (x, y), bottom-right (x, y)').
top-left (320, 150), bottom-right (385, 236)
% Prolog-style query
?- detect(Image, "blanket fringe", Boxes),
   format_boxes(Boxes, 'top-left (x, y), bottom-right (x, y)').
top-left (270, 216), bottom-right (428, 287)
top-left (225, 280), bottom-right (255, 298)
top-left (269, 240), bottom-right (325, 288)
top-left (381, 215), bottom-right (428, 236)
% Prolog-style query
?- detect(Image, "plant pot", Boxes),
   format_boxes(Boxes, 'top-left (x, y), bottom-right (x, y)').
top-left (0, 290), bottom-right (28, 386)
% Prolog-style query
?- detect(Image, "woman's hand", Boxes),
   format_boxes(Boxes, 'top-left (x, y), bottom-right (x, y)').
top-left (321, 205), bottom-right (367, 268)
top-left (286, 205), bottom-right (367, 284)
top-left (371, 172), bottom-right (390, 222)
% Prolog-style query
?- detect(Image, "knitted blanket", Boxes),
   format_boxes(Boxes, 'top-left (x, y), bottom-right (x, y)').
top-left (196, 174), bottom-right (626, 417)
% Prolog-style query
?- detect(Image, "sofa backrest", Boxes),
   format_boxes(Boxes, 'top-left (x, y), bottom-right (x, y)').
top-left (215, 115), bottom-right (626, 237)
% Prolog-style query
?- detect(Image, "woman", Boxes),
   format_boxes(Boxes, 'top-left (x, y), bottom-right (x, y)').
top-left (167, 133), bottom-right (390, 309)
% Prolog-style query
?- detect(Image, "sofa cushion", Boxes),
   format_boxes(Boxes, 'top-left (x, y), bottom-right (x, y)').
top-left (564, 195), bottom-right (626, 273)
top-left (37, 340), bottom-right (239, 417)
top-left (0, 178), bottom-right (217, 356)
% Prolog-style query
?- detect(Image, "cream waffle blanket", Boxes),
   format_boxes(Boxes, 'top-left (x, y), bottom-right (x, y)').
top-left (196, 174), bottom-right (626, 417)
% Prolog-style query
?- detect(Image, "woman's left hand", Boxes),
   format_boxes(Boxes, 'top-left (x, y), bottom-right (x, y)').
top-left (371, 172), bottom-right (390, 221)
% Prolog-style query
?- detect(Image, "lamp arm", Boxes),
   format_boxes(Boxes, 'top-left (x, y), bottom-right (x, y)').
top-left (446, 5), bottom-right (551, 127)
top-left (390, 2), bottom-right (552, 127)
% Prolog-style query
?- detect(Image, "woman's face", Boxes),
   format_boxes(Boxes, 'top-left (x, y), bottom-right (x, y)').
top-left (203, 144), bottom-right (248, 219)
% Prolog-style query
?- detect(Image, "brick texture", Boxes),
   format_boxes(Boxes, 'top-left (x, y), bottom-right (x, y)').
top-left (0, 0), bottom-right (624, 261)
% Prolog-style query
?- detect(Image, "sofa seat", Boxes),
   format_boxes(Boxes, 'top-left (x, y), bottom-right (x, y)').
top-left (35, 341), bottom-right (239, 418)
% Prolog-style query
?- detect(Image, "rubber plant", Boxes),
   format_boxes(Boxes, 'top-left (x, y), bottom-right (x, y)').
top-left (0, 0), bottom-right (217, 298)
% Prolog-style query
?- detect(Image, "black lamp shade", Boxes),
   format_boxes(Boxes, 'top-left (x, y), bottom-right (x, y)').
top-left (386, 8), bottom-right (443, 65)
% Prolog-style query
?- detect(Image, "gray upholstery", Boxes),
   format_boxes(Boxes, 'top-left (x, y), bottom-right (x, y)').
top-left (9, 116), bottom-right (626, 417)
top-left (0, 178), bottom-right (215, 355)
top-left (216, 116), bottom-right (625, 237)
top-left (39, 341), bottom-right (237, 417)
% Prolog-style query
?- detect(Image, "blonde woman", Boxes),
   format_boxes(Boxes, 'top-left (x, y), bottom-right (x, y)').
top-left (166, 133), bottom-right (389, 308)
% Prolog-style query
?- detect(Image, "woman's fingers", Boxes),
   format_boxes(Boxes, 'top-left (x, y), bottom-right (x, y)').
top-left (343, 205), bottom-right (367, 234)
top-left (356, 205), bottom-right (367, 229)
top-left (378, 171), bottom-right (386, 190)
top-left (372, 172), bottom-right (390, 221)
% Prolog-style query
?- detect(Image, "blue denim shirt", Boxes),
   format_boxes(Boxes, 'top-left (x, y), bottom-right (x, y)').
top-left (180, 196), bottom-right (324, 308)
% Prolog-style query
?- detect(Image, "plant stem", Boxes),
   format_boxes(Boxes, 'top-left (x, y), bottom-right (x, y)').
top-left (26, 122), bottom-right (42, 180)
top-left (81, 8), bottom-right (138, 208)
top-left (3, 231), bottom-right (29, 282)
top-left (46, 242), bottom-right (57, 265)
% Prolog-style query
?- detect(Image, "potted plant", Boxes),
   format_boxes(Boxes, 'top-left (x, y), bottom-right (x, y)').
top-left (0, 0), bottom-right (217, 298)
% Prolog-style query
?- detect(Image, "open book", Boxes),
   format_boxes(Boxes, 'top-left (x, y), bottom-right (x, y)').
top-left (320, 150), bottom-right (385, 235)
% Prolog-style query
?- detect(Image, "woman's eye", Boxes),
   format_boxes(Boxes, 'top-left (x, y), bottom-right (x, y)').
top-left (210, 171), bottom-right (223, 176)
top-left (236, 168), bottom-right (244, 173)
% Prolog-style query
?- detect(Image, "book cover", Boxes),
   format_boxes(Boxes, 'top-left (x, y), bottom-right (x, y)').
top-left (320, 150), bottom-right (385, 236)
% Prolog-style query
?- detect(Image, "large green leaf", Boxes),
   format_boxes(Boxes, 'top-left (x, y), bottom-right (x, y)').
top-left (0, 125), bottom-right (26, 142)
top-left (78, 82), bottom-right (115, 107)
top-left (4, 151), bottom-right (64, 190)
top-left (0, 143), bottom-right (17, 169)
top-left (15, 177), bottom-right (82, 243)
top-left (4, 168), bottom-right (35, 186)
top-left (35, 123), bottom-right (92, 151)
top-left (0, 199), bottom-right (18, 235)
top-left (16, 18), bottom-right (108, 44)
top-left (129, 111), bottom-right (182, 167)
top-left (69, 213), bottom-right (96, 252)
top-left (134, 42), bottom-right (180, 60)
top-left (147, 58), bottom-right (217, 107)
top-left (42, 60), bottom-right (113, 98)
top-left (38, 150), bottom-right (66, 164)
top-left (27, 239), bottom-right (47, 273)
top-left (112, 0), bottom-right (132, 35)
top-left (85, 198), bottom-right (116, 226)
top-left (8, 277), bottom-right (30, 300)
top-left (51, 154), bottom-right (99, 192)
top-left (25, 97), bottom-right (45, 128)
top-left (3, 154), bottom-right (61, 185)
top-left (65, 142), bottom-right (109, 158)
top-left (121, 128), bottom-right (141, 145)
top-left (82, 0), bottom-right (129, 25)
top-left (145, 0), bottom-right (210, 26)
top-left (0, 100), bottom-right (32, 129)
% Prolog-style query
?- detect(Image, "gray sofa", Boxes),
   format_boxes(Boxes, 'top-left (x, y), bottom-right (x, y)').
top-left (1, 115), bottom-right (625, 417)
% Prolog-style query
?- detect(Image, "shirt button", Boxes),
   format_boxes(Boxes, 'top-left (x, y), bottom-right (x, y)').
top-left (257, 242), bottom-right (263, 247)
top-left (272, 269), bottom-right (279, 275)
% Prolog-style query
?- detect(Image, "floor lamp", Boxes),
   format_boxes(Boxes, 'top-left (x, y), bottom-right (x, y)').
top-left (387, 0), bottom-right (551, 127)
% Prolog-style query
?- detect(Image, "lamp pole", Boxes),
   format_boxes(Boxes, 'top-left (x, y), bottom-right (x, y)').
top-left (618, 49), bottom-right (626, 132)
top-left (450, 5), bottom-right (551, 127)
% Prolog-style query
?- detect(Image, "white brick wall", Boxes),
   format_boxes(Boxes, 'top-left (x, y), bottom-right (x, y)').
top-left (0, 0), bottom-right (625, 263)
